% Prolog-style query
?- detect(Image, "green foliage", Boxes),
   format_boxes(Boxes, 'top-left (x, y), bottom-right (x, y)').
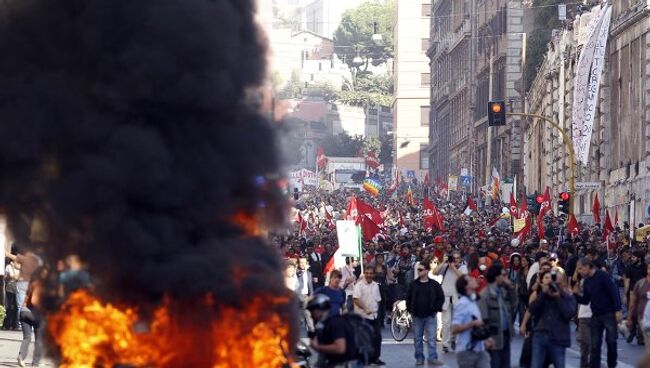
top-left (303, 81), bottom-right (338, 102)
top-left (277, 70), bottom-right (304, 99)
top-left (524, 0), bottom-right (563, 91)
top-left (335, 74), bottom-right (393, 107)
top-left (320, 132), bottom-right (365, 157)
top-left (333, 0), bottom-right (395, 70)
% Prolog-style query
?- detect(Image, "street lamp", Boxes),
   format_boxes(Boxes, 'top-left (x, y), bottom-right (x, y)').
top-left (371, 22), bottom-right (383, 46)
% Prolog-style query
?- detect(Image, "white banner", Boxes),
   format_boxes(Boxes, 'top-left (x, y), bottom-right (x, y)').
top-left (572, 5), bottom-right (606, 165)
top-left (336, 220), bottom-right (360, 258)
top-left (289, 169), bottom-right (318, 187)
top-left (577, 5), bottom-right (612, 165)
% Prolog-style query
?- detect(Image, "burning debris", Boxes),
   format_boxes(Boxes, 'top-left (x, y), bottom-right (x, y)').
top-left (0, 0), bottom-right (296, 366)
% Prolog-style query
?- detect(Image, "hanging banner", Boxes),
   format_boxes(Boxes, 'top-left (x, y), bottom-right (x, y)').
top-left (577, 5), bottom-right (612, 165)
top-left (336, 220), bottom-right (361, 258)
top-left (448, 175), bottom-right (459, 192)
top-left (572, 5), bottom-right (606, 165)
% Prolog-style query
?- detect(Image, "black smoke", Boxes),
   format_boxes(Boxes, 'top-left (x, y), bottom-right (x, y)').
top-left (0, 0), bottom-right (290, 308)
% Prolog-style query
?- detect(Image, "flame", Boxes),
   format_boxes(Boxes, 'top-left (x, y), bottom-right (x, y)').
top-left (49, 291), bottom-right (293, 368)
top-left (231, 211), bottom-right (263, 237)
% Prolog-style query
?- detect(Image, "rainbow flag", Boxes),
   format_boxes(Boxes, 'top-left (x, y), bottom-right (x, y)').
top-left (362, 178), bottom-right (381, 197)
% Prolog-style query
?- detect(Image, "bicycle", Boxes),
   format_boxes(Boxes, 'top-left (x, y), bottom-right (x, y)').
top-left (390, 300), bottom-right (412, 341)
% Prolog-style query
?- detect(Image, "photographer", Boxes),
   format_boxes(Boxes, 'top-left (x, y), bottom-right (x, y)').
top-left (528, 270), bottom-right (576, 368)
top-left (433, 249), bottom-right (468, 353)
top-left (452, 275), bottom-right (492, 368)
top-left (307, 294), bottom-right (356, 368)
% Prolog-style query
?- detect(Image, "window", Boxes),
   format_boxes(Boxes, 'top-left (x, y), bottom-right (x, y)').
top-left (420, 106), bottom-right (430, 126)
top-left (368, 108), bottom-right (378, 115)
top-left (421, 73), bottom-right (431, 87)
top-left (420, 144), bottom-right (430, 170)
top-left (421, 3), bottom-right (431, 17)
top-left (421, 38), bottom-right (430, 52)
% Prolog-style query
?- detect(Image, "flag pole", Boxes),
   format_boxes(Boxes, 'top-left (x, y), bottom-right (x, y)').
top-left (357, 224), bottom-right (364, 274)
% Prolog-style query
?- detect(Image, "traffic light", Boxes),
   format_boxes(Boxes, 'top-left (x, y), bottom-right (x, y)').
top-left (487, 100), bottom-right (506, 127)
top-left (558, 192), bottom-right (570, 215)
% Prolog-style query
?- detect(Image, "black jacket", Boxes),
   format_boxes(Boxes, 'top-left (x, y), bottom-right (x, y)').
top-left (406, 278), bottom-right (444, 318)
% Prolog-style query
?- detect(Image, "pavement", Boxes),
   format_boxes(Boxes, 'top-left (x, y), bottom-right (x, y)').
top-left (0, 325), bottom-right (644, 367)
top-left (376, 326), bottom-right (644, 368)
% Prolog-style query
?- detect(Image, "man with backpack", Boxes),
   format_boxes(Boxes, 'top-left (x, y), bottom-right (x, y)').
top-left (406, 258), bottom-right (445, 366)
top-left (307, 294), bottom-right (356, 368)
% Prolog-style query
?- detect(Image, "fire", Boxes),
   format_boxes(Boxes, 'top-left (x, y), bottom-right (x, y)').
top-left (49, 291), bottom-right (293, 368)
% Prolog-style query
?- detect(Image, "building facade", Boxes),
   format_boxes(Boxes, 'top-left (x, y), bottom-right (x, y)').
top-left (393, 0), bottom-right (432, 180)
top-left (428, 0), bottom-right (524, 188)
top-left (301, 0), bottom-right (364, 38)
top-left (525, 1), bottom-right (650, 223)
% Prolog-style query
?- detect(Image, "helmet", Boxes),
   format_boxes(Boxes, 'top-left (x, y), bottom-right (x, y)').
top-left (307, 294), bottom-right (331, 311)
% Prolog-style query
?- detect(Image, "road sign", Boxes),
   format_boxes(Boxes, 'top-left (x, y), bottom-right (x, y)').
top-left (575, 182), bottom-right (601, 190)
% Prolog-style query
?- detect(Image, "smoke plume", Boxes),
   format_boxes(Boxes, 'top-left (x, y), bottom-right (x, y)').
top-left (0, 0), bottom-right (289, 308)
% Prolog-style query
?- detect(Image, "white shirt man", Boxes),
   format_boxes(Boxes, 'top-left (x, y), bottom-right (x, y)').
top-left (353, 267), bottom-right (384, 365)
top-left (433, 251), bottom-right (468, 352)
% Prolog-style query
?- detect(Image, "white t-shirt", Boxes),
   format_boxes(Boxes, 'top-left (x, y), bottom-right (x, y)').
top-left (438, 263), bottom-right (468, 298)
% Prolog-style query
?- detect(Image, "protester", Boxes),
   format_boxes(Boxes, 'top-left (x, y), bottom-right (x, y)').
top-left (16, 266), bottom-right (48, 367)
top-left (297, 257), bottom-right (315, 333)
top-left (353, 267), bottom-right (384, 366)
top-left (406, 258), bottom-right (444, 366)
top-left (627, 262), bottom-right (650, 353)
top-left (58, 254), bottom-right (90, 297)
top-left (5, 250), bottom-right (43, 318)
top-left (3, 259), bottom-right (20, 330)
top-left (315, 269), bottom-right (347, 316)
top-left (479, 263), bottom-right (516, 368)
top-left (452, 275), bottom-right (492, 368)
top-left (574, 257), bottom-right (622, 368)
top-left (528, 270), bottom-right (576, 368)
top-left (433, 248), bottom-right (468, 353)
top-left (341, 257), bottom-right (359, 312)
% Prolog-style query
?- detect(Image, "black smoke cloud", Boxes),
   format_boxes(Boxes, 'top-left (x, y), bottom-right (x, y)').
top-left (0, 0), bottom-right (288, 306)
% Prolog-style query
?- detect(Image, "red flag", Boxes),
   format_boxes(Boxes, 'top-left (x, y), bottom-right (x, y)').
top-left (614, 208), bottom-right (619, 227)
top-left (398, 211), bottom-right (405, 228)
top-left (424, 198), bottom-right (445, 232)
top-left (509, 191), bottom-right (518, 218)
top-left (603, 209), bottom-right (614, 241)
top-left (516, 192), bottom-right (531, 241)
top-left (347, 197), bottom-right (382, 241)
top-left (593, 193), bottom-right (601, 224)
top-left (568, 214), bottom-right (580, 239)
top-left (365, 150), bottom-right (380, 170)
top-left (325, 206), bottom-right (335, 230)
top-left (316, 147), bottom-right (328, 170)
top-left (435, 176), bottom-right (441, 194)
top-left (322, 253), bottom-right (335, 274)
top-left (294, 211), bottom-right (307, 234)
top-left (537, 187), bottom-right (551, 239)
top-left (468, 196), bottom-right (478, 211)
top-left (424, 173), bottom-right (431, 187)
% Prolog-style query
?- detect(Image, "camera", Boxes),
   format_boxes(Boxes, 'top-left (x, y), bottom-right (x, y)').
top-left (448, 255), bottom-right (454, 263)
top-left (551, 271), bottom-right (557, 282)
top-left (549, 282), bottom-right (559, 293)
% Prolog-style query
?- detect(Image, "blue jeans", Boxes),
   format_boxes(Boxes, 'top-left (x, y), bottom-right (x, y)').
top-left (413, 316), bottom-right (437, 362)
top-left (531, 332), bottom-right (565, 368)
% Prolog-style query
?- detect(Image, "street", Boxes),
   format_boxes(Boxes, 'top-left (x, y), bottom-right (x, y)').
top-left (301, 325), bottom-right (645, 368)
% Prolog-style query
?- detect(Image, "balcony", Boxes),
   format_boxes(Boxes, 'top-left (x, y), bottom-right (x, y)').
top-left (611, 0), bottom-right (649, 36)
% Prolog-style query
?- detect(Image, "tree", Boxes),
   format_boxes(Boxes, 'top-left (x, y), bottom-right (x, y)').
top-left (336, 74), bottom-right (393, 107)
top-left (277, 70), bottom-right (303, 99)
top-left (333, 0), bottom-right (395, 71)
top-left (320, 132), bottom-right (365, 157)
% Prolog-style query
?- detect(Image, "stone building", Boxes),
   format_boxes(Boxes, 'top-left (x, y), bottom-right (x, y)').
top-left (428, 0), bottom-right (524, 187)
top-left (524, 1), bottom-right (650, 223)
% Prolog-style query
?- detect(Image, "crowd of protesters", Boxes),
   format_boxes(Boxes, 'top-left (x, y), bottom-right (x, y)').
top-left (275, 182), bottom-right (650, 368)
top-left (2, 246), bottom-right (91, 367)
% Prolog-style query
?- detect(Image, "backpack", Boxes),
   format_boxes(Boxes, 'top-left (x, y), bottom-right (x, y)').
top-left (341, 313), bottom-right (377, 364)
